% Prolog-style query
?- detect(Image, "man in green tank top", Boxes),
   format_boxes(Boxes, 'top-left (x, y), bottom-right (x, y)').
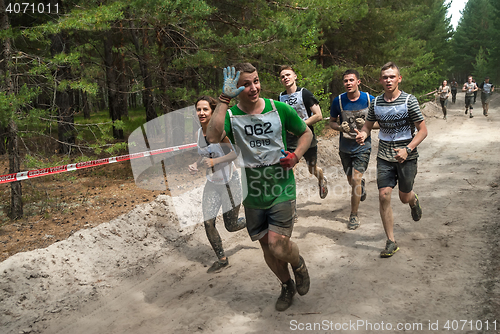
top-left (206, 63), bottom-right (312, 312)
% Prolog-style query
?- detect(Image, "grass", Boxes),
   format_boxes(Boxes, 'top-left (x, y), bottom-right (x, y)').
top-left (74, 107), bottom-right (148, 143)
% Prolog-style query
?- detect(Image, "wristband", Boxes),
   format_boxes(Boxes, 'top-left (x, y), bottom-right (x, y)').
top-left (219, 93), bottom-right (231, 105)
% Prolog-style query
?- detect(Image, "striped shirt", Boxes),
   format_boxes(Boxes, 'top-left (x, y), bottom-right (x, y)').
top-left (367, 91), bottom-right (424, 162)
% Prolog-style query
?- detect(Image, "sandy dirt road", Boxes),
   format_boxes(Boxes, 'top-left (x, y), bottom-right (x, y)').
top-left (2, 91), bottom-right (500, 334)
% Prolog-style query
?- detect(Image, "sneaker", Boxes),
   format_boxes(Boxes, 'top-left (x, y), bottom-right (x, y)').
top-left (470, 113), bottom-right (474, 118)
top-left (207, 258), bottom-right (229, 273)
top-left (465, 109), bottom-right (468, 114)
top-left (410, 193), bottom-right (422, 221)
top-left (484, 110), bottom-right (488, 116)
top-left (443, 116), bottom-right (447, 120)
top-left (292, 255), bottom-right (310, 296)
top-left (319, 176), bottom-right (328, 199)
top-left (348, 214), bottom-right (360, 230)
top-left (380, 239), bottom-right (399, 258)
top-left (360, 178), bottom-right (367, 202)
top-left (275, 279), bottom-right (296, 311)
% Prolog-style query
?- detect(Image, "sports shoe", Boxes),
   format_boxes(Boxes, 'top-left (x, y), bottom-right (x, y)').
top-left (380, 239), bottom-right (399, 258)
top-left (470, 113), bottom-right (474, 118)
top-left (319, 177), bottom-right (328, 199)
top-left (292, 255), bottom-right (310, 296)
top-left (207, 258), bottom-right (229, 273)
top-left (348, 214), bottom-right (360, 230)
top-left (483, 110), bottom-right (488, 116)
top-left (275, 279), bottom-right (296, 311)
top-left (465, 109), bottom-right (468, 114)
top-left (360, 178), bottom-right (367, 202)
top-left (410, 193), bottom-right (422, 221)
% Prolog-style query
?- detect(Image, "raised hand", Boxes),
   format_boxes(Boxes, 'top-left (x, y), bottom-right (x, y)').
top-left (222, 66), bottom-right (244, 98)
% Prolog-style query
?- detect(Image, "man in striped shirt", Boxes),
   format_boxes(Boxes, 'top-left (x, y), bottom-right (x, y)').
top-left (355, 62), bottom-right (428, 258)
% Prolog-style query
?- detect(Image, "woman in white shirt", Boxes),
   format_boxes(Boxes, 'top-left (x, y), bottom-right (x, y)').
top-left (189, 96), bottom-right (246, 273)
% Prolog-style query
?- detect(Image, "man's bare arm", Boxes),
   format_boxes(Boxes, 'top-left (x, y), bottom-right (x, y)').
top-left (206, 102), bottom-right (228, 143)
top-left (304, 104), bottom-right (323, 126)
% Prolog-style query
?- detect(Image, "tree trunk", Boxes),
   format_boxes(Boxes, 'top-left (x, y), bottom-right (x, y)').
top-left (157, 28), bottom-right (171, 115)
top-left (82, 91), bottom-right (91, 119)
top-left (8, 119), bottom-right (22, 219)
top-left (0, 2), bottom-right (8, 156)
top-left (129, 21), bottom-right (157, 122)
top-left (103, 30), bottom-right (123, 139)
top-left (51, 33), bottom-right (75, 154)
top-left (72, 89), bottom-right (80, 114)
top-left (0, 126), bottom-right (7, 155)
top-left (118, 22), bottom-right (128, 118)
top-left (0, 1), bottom-right (22, 218)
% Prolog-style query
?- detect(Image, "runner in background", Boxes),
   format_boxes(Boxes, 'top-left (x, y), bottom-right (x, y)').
top-left (473, 79), bottom-right (478, 104)
top-left (329, 69), bottom-right (376, 230)
top-left (478, 77), bottom-right (495, 116)
top-left (189, 96), bottom-right (246, 273)
top-left (450, 79), bottom-right (458, 103)
top-left (279, 65), bottom-right (328, 199)
top-left (436, 80), bottom-right (451, 120)
top-left (463, 76), bottom-right (478, 118)
top-left (355, 62), bottom-right (428, 258)
top-left (206, 63), bottom-right (311, 312)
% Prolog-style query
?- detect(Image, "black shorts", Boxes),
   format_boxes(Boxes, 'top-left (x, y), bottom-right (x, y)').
top-left (465, 95), bottom-right (474, 107)
top-left (244, 200), bottom-right (296, 241)
top-left (289, 145), bottom-right (317, 167)
top-left (481, 93), bottom-right (492, 104)
top-left (376, 157), bottom-right (418, 193)
top-left (339, 149), bottom-right (371, 176)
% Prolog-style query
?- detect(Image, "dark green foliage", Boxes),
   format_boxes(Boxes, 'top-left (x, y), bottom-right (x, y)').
top-left (449, 0), bottom-right (497, 83)
top-left (0, 0), bottom-right (455, 217)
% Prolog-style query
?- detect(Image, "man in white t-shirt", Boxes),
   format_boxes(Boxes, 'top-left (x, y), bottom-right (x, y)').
top-left (462, 76), bottom-right (478, 118)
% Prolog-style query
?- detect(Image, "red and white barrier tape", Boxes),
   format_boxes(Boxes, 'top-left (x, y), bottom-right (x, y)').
top-left (0, 143), bottom-right (198, 184)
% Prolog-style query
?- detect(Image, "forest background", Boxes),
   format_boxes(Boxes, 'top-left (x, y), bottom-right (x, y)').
top-left (0, 0), bottom-right (498, 220)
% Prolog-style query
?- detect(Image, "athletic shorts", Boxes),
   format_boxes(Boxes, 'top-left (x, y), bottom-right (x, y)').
top-left (339, 149), bottom-right (371, 176)
top-left (289, 145), bottom-right (317, 167)
top-left (481, 93), bottom-right (491, 104)
top-left (376, 157), bottom-right (417, 193)
top-left (244, 200), bottom-right (296, 241)
top-left (465, 95), bottom-right (474, 107)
